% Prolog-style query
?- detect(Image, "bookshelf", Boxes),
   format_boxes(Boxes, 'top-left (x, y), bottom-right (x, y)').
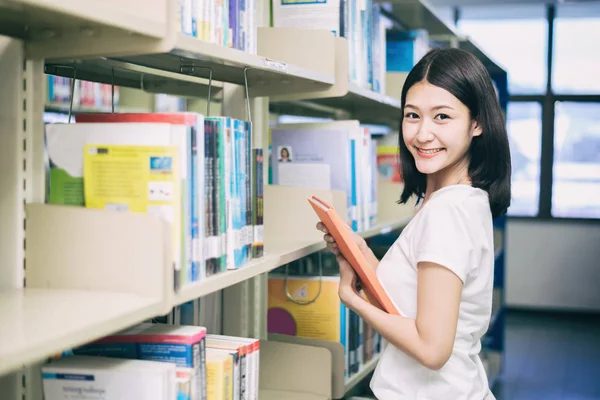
top-left (0, 0), bottom-right (506, 399)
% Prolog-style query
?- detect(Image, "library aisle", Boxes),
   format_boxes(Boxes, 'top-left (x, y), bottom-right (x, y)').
top-left (0, 0), bottom-right (507, 399)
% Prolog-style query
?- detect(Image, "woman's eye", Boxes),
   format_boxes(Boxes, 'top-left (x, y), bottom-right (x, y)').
top-left (435, 113), bottom-right (450, 121)
top-left (405, 112), bottom-right (419, 119)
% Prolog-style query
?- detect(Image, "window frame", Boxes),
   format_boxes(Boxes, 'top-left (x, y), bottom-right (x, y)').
top-left (456, 4), bottom-right (600, 222)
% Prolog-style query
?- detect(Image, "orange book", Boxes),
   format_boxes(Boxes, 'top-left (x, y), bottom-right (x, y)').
top-left (308, 195), bottom-right (400, 315)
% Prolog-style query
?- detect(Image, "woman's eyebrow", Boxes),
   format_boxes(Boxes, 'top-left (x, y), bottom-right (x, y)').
top-left (405, 104), bottom-right (454, 111)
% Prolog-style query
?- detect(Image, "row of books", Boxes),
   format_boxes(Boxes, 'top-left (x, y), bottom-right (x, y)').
top-left (44, 112), bottom-right (264, 290)
top-left (47, 75), bottom-right (120, 109)
top-left (178, 0), bottom-right (257, 54)
top-left (271, 0), bottom-right (388, 94)
top-left (269, 120), bottom-right (378, 232)
top-left (42, 322), bottom-right (260, 400)
top-left (267, 252), bottom-right (383, 379)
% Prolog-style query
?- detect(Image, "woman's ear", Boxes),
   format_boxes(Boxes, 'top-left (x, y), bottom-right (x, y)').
top-left (471, 120), bottom-right (483, 137)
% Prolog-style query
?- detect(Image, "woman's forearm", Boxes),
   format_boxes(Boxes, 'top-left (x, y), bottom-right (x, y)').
top-left (351, 297), bottom-right (446, 370)
top-left (360, 241), bottom-right (380, 272)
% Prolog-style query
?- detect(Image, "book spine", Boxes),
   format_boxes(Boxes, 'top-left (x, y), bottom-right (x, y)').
top-left (371, 138), bottom-right (378, 225)
top-left (182, 135), bottom-right (190, 289)
top-left (350, 138), bottom-right (358, 231)
top-left (204, 121), bottom-right (214, 276)
top-left (229, 0), bottom-right (238, 49)
top-left (239, 0), bottom-right (246, 51)
top-left (189, 125), bottom-right (198, 283)
top-left (224, 118), bottom-right (235, 270)
top-left (250, 122), bottom-right (264, 259)
top-left (194, 118), bottom-right (206, 281)
top-left (223, 0), bottom-right (230, 47)
top-left (244, 121), bottom-right (252, 263)
top-left (233, 119), bottom-right (244, 269)
top-left (217, 119), bottom-right (228, 272)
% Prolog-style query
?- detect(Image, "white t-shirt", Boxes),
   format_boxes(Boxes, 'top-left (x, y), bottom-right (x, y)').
top-left (370, 184), bottom-right (496, 400)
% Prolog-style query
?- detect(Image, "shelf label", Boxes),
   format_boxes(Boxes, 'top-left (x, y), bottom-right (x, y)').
top-left (264, 59), bottom-right (288, 72)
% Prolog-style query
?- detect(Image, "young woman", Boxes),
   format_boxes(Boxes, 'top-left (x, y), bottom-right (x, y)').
top-left (317, 48), bottom-right (511, 399)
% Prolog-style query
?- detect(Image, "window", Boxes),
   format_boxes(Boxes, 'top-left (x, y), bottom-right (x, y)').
top-left (507, 102), bottom-right (542, 217)
top-left (457, 5), bottom-right (547, 94)
top-left (552, 4), bottom-right (600, 95)
top-left (552, 102), bottom-right (600, 219)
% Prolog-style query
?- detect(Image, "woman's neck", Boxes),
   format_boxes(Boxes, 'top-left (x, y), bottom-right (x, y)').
top-left (423, 158), bottom-right (471, 203)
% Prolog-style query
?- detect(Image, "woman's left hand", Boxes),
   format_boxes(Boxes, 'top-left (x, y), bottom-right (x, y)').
top-left (336, 255), bottom-right (364, 310)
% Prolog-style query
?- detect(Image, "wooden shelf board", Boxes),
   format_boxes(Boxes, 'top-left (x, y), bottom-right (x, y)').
top-left (116, 34), bottom-right (335, 92)
top-left (0, 288), bottom-right (163, 377)
top-left (44, 34), bottom-right (334, 98)
top-left (380, 0), bottom-right (458, 37)
top-left (173, 239), bottom-right (327, 306)
top-left (344, 354), bottom-right (382, 394)
top-left (270, 83), bottom-right (402, 126)
top-left (459, 37), bottom-right (506, 77)
top-left (0, 0), bottom-right (167, 41)
top-left (44, 57), bottom-right (221, 99)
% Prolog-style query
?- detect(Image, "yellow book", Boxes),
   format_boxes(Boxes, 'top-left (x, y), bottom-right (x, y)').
top-left (206, 349), bottom-right (233, 400)
top-left (83, 144), bottom-right (182, 283)
top-left (267, 275), bottom-right (344, 342)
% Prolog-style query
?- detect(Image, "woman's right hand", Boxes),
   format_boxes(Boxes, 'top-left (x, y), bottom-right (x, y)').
top-left (316, 221), bottom-right (367, 257)
top-left (316, 222), bottom-right (379, 272)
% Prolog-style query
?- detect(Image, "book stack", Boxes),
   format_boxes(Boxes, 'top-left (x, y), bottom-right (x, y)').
top-left (267, 252), bottom-right (383, 379)
top-left (269, 120), bottom-right (378, 232)
top-left (41, 323), bottom-right (261, 400)
top-left (270, 0), bottom-right (387, 93)
top-left (44, 113), bottom-right (264, 290)
top-left (178, 0), bottom-right (257, 54)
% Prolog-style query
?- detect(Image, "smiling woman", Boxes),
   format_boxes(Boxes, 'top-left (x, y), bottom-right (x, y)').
top-left (317, 47), bottom-right (512, 400)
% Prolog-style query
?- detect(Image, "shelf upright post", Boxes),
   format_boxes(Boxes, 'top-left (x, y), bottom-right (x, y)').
top-left (0, 35), bottom-right (26, 400)
top-left (0, 35), bottom-right (46, 400)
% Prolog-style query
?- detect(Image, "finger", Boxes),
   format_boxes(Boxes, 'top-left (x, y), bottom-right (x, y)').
top-left (327, 242), bottom-right (340, 255)
top-left (316, 222), bottom-right (329, 234)
top-left (323, 234), bottom-right (335, 243)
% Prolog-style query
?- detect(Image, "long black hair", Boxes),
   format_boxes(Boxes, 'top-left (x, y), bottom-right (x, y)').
top-left (398, 47), bottom-right (512, 219)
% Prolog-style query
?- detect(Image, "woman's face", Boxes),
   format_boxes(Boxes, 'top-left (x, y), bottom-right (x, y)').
top-left (402, 80), bottom-right (482, 178)
top-left (281, 148), bottom-right (289, 159)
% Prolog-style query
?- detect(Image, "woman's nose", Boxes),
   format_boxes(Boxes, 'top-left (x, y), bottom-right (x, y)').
top-left (416, 123), bottom-right (435, 143)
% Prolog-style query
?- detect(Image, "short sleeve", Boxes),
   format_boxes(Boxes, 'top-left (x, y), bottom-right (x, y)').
top-left (413, 197), bottom-right (481, 283)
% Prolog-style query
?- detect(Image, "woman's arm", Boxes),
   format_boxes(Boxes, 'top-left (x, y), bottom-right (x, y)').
top-left (340, 259), bottom-right (462, 370)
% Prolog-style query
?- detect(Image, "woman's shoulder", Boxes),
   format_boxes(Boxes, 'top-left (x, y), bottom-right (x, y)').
top-left (428, 184), bottom-right (489, 211)
top-left (417, 185), bottom-right (492, 227)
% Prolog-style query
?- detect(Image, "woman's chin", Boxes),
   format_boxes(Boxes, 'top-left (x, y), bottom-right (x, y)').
top-left (415, 161), bottom-right (443, 175)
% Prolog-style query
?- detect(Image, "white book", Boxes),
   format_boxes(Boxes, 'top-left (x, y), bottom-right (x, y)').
top-left (42, 356), bottom-right (177, 400)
